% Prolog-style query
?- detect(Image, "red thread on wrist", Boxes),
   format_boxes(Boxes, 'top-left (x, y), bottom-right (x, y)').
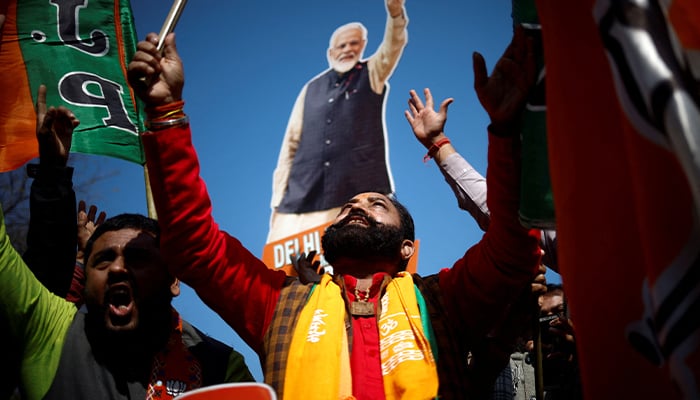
top-left (145, 100), bottom-right (185, 121)
top-left (423, 137), bottom-right (451, 163)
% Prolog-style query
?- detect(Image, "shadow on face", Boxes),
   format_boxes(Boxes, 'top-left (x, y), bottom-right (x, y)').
top-left (84, 228), bottom-right (177, 334)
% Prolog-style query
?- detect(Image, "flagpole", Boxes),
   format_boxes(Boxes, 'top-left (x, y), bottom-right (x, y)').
top-left (143, 0), bottom-right (188, 220)
top-left (532, 298), bottom-right (545, 400)
top-left (157, 0), bottom-right (188, 51)
top-left (144, 166), bottom-right (158, 220)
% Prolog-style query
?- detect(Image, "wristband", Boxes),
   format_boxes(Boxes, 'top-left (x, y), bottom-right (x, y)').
top-left (145, 100), bottom-right (185, 120)
top-left (423, 137), bottom-right (451, 163)
top-left (146, 115), bottom-right (190, 130)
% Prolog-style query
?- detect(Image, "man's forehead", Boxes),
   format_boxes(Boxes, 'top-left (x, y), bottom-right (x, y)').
top-left (350, 192), bottom-right (391, 202)
top-left (334, 27), bottom-right (363, 42)
top-left (540, 293), bottom-right (564, 309)
top-left (93, 228), bottom-right (156, 249)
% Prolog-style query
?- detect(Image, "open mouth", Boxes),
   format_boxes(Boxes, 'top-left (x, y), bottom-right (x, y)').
top-left (347, 217), bottom-right (368, 226)
top-left (343, 214), bottom-right (371, 228)
top-left (107, 284), bottom-right (134, 319)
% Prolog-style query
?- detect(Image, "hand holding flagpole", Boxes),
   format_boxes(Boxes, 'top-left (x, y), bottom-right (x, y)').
top-left (145, 0), bottom-right (188, 220)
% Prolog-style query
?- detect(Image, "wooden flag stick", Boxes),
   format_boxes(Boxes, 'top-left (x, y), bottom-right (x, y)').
top-left (533, 298), bottom-right (545, 400)
top-left (144, 165), bottom-right (158, 220)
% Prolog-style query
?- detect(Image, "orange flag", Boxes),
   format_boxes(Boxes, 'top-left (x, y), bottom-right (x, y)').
top-left (537, 0), bottom-right (700, 398)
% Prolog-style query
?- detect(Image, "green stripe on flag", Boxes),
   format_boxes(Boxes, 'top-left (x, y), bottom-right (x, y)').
top-left (17, 0), bottom-right (145, 164)
top-left (512, 0), bottom-right (556, 229)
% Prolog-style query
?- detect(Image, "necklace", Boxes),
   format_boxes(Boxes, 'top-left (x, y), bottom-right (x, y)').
top-left (350, 287), bottom-right (374, 316)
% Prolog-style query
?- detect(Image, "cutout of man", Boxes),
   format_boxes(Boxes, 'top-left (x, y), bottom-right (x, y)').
top-left (268, 0), bottom-right (408, 242)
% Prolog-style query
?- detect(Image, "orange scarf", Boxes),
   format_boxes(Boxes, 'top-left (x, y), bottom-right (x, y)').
top-left (146, 309), bottom-right (202, 399)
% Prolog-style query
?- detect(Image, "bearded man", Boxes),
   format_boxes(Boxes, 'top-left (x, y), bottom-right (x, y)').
top-left (128, 26), bottom-right (540, 400)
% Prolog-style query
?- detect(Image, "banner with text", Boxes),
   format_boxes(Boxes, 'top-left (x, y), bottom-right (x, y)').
top-left (0, 0), bottom-right (144, 172)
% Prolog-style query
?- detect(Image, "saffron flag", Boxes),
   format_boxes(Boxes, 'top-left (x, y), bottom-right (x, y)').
top-left (537, 0), bottom-right (700, 398)
top-left (0, 0), bottom-right (145, 173)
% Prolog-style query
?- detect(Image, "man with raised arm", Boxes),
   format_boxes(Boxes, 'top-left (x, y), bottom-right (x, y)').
top-left (129, 27), bottom-right (540, 399)
top-left (268, 0), bottom-right (408, 242)
top-left (0, 87), bottom-right (253, 400)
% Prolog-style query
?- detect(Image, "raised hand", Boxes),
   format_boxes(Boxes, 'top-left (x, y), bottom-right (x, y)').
top-left (35, 85), bottom-right (79, 167)
top-left (545, 314), bottom-right (576, 363)
top-left (127, 32), bottom-right (184, 108)
top-left (386, 0), bottom-right (405, 18)
top-left (404, 88), bottom-right (453, 149)
top-left (290, 251), bottom-right (322, 284)
top-left (75, 200), bottom-right (106, 265)
top-left (472, 26), bottom-right (535, 133)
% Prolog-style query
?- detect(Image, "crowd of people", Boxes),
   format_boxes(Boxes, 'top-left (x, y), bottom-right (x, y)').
top-left (0, 85), bottom-right (254, 400)
top-left (0, 2), bottom-right (587, 399)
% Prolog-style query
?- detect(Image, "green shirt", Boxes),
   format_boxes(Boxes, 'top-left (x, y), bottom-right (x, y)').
top-left (0, 207), bottom-right (77, 400)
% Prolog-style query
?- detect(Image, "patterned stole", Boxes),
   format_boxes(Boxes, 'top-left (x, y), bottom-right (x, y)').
top-left (145, 309), bottom-right (202, 399)
top-left (284, 273), bottom-right (438, 399)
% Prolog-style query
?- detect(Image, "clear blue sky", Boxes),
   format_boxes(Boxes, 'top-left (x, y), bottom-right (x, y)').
top-left (75, 0), bottom-right (561, 381)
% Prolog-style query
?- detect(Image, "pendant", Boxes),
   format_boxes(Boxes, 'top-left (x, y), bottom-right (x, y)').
top-left (350, 301), bottom-right (374, 316)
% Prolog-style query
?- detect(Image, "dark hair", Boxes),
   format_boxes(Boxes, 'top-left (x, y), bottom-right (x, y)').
top-left (83, 213), bottom-right (160, 265)
top-left (386, 194), bottom-right (414, 271)
top-left (386, 193), bottom-right (414, 242)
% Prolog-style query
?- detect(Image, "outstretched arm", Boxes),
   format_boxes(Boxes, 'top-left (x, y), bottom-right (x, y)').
top-left (368, 0), bottom-right (408, 93)
top-left (473, 27), bottom-right (536, 136)
top-left (405, 45), bottom-right (558, 266)
top-left (23, 85), bottom-right (80, 298)
top-left (439, 27), bottom-right (541, 338)
top-left (129, 33), bottom-right (287, 351)
top-left (405, 88), bottom-right (491, 230)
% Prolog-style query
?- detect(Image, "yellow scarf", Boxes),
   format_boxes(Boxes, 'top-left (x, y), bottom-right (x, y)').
top-left (284, 272), bottom-right (438, 400)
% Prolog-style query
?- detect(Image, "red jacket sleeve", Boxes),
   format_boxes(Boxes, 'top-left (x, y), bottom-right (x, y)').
top-left (142, 124), bottom-right (287, 353)
top-left (439, 132), bottom-right (542, 340)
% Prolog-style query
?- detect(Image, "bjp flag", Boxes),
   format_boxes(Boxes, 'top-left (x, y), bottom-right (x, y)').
top-left (537, 0), bottom-right (700, 398)
top-left (0, 0), bottom-right (145, 172)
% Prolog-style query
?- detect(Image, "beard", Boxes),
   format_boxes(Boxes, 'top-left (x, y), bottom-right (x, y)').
top-left (330, 52), bottom-right (361, 74)
top-left (332, 59), bottom-right (357, 74)
top-left (322, 211), bottom-right (405, 266)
